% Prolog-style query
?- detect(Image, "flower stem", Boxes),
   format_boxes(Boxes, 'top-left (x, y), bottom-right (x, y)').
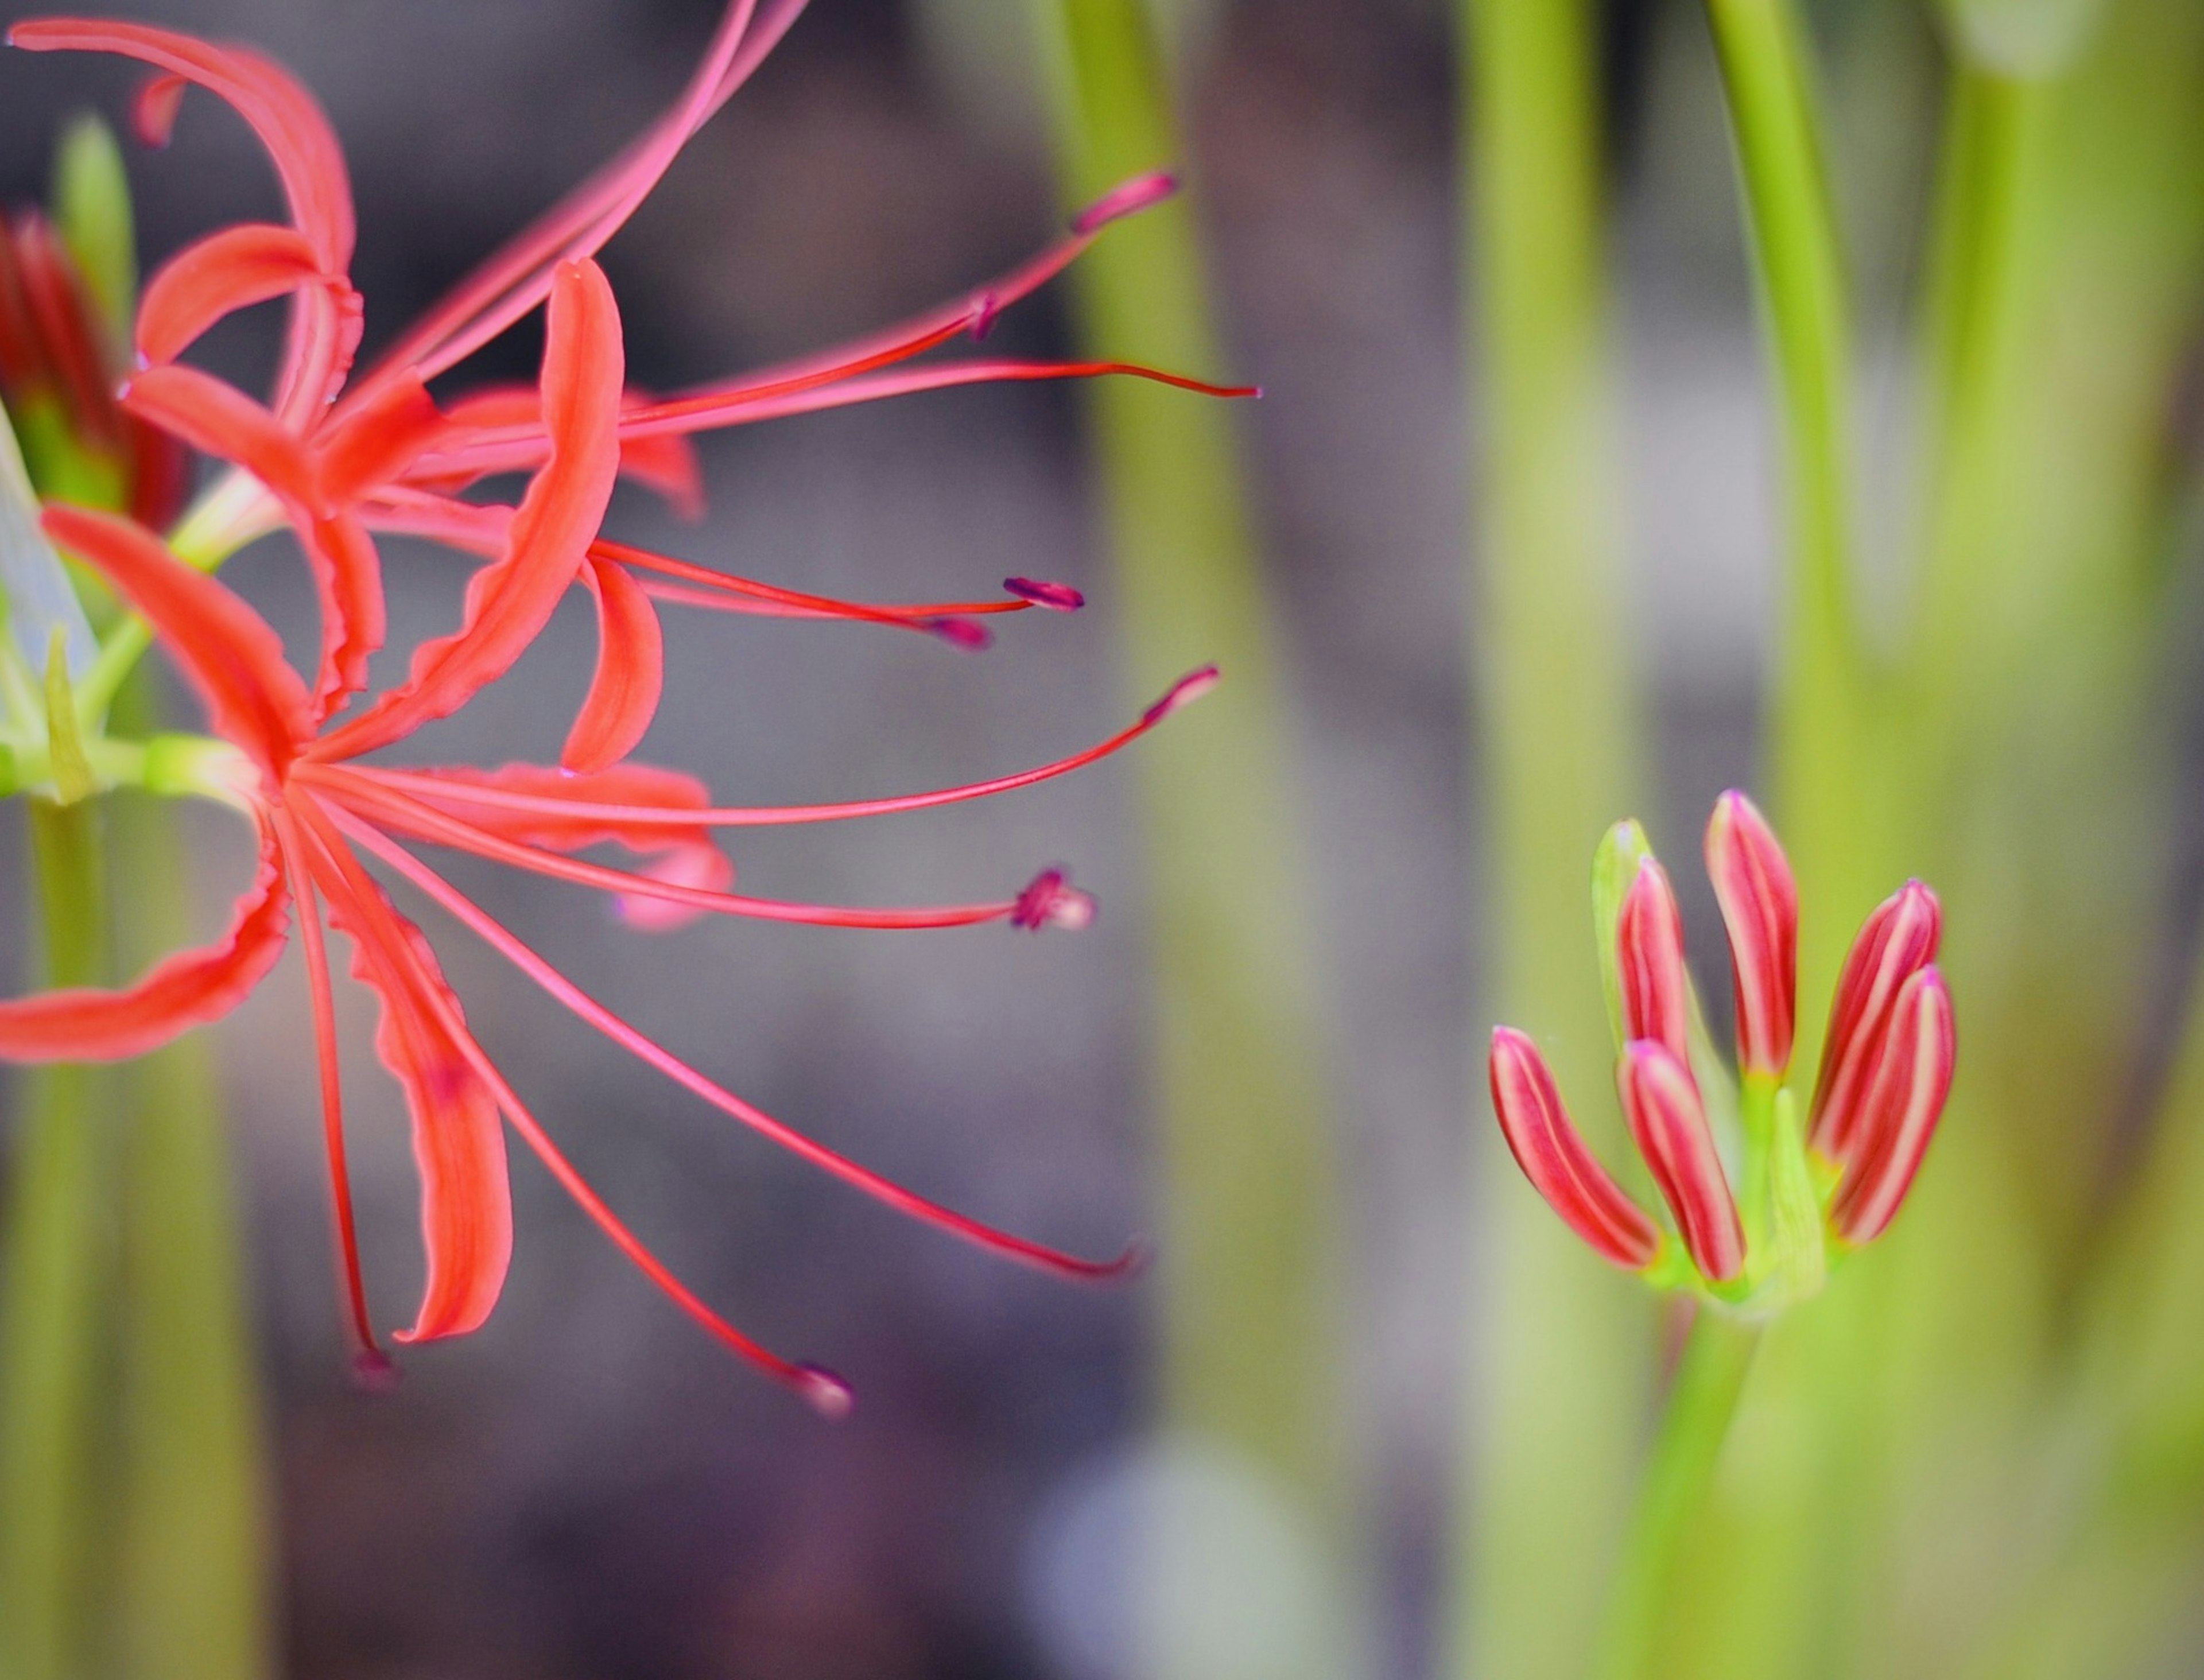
top-left (1450, 2), bottom-right (1649, 1675)
top-left (0, 797), bottom-right (110, 1680)
top-left (1592, 1310), bottom-right (1763, 1680)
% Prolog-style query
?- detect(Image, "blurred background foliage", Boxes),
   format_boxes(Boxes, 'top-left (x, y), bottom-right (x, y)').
top-left (4, 0), bottom-right (2204, 1676)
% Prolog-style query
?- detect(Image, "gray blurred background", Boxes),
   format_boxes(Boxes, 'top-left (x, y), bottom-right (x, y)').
top-left (0, 0), bottom-right (1872, 1673)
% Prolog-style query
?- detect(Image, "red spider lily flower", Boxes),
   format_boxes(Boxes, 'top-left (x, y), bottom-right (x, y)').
top-left (1487, 796), bottom-right (1956, 1308)
top-left (0, 4), bottom-right (1240, 1408)
top-left (1704, 789), bottom-right (1798, 1080)
top-left (6, 259), bottom-right (1216, 1410)
top-left (0, 203), bottom-right (187, 527)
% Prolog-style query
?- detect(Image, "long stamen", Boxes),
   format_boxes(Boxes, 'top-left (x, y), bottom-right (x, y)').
top-left (336, 667), bottom-right (1219, 832)
top-left (333, 810), bottom-right (1136, 1280)
top-left (302, 766), bottom-right (1043, 930)
top-left (286, 797), bottom-right (849, 1415)
top-left (271, 805), bottom-right (389, 1380)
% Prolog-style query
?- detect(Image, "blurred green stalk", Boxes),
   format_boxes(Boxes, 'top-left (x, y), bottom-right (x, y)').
top-left (0, 800), bottom-right (110, 1680)
top-left (1450, 3), bottom-right (1647, 1678)
top-left (1025, 1), bottom-right (1351, 1667)
top-left (0, 115), bottom-right (270, 1678)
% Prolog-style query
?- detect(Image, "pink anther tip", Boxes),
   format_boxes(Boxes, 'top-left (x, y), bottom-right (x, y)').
top-left (929, 616), bottom-right (994, 651)
top-left (969, 290), bottom-right (1002, 343)
top-left (1072, 170), bottom-right (1180, 235)
top-left (794, 1363), bottom-right (855, 1421)
top-left (1143, 665), bottom-right (1222, 726)
top-left (1004, 577), bottom-right (1085, 612)
top-left (348, 1349), bottom-right (402, 1393)
top-left (1012, 868), bottom-right (1096, 932)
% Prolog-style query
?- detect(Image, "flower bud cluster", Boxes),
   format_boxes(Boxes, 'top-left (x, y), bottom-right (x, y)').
top-left (1490, 792), bottom-right (1955, 1310)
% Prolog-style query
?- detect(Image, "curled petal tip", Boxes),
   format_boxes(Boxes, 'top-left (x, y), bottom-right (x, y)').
top-left (1107, 1236), bottom-right (1153, 1279)
top-left (793, 1363), bottom-right (855, 1421)
top-left (1012, 867), bottom-right (1095, 932)
top-left (133, 72), bottom-right (187, 148)
top-left (348, 1349), bottom-right (402, 1393)
top-left (1143, 664), bottom-right (1222, 726)
top-left (929, 615), bottom-right (992, 651)
top-left (1070, 169), bottom-right (1179, 235)
top-left (1004, 577), bottom-right (1084, 612)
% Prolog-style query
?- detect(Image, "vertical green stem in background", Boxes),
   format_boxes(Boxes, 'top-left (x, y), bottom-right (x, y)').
top-left (1453, 3), bottom-right (1647, 1677)
top-left (1026, 3), bottom-right (1350, 1670)
top-left (1699, 0), bottom-right (1875, 1029)
top-left (109, 675), bottom-right (271, 1680)
top-left (1593, 1312), bottom-right (1762, 1680)
top-left (0, 798), bottom-right (110, 1680)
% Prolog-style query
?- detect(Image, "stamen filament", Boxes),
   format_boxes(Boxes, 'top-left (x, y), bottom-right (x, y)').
top-left (334, 809), bottom-right (1134, 1281)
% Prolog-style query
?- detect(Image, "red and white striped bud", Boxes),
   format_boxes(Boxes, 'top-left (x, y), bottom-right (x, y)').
top-left (1809, 880), bottom-right (1942, 1163)
top-left (1618, 1039), bottom-right (1745, 1283)
top-left (1617, 857), bottom-right (1692, 1069)
top-left (1704, 790), bottom-right (1798, 1079)
top-left (1831, 967), bottom-right (1955, 1244)
top-left (1489, 1027), bottom-right (1661, 1270)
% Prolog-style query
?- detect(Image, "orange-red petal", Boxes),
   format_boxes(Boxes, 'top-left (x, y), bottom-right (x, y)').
top-left (317, 259), bottom-right (623, 762)
top-left (562, 553), bottom-right (663, 772)
top-left (294, 802), bottom-right (513, 1341)
top-left (0, 809), bottom-right (288, 1061)
top-left (11, 20), bottom-right (355, 271)
top-left (41, 504), bottom-right (309, 778)
top-left (136, 221), bottom-right (325, 366)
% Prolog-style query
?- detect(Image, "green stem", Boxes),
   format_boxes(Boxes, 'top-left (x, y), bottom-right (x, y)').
top-left (1025, 2), bottom-right (1351, 1664)
top-left (0, 798), bottom-right (110, 1680)
top-left (1452, 2), bottom-right (1647, 1676)
top-left (1698, 0), bottom-right (1876, 1030)
top-left (108, 677), bottom-right (271, 1680)
top-left (1593, 1311), bottom-right (1764, 1680)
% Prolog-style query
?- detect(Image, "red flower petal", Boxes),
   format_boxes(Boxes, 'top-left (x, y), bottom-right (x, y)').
top-left (1619, 1039), bottom-right (1745, 1283)
top-left (41, 504), bottom-right (309, 778)
top-left (1832, 967), bottom-right (1956, 1244)
top-left (11, 20), bottom-right (355, 271)
top-left (121, 362), bottom-right (318, 507)
top-left (1705, 790), bottom-right (1798, 1078)
top-left (0, 809), bottom-right (288, 1060)
top-left (563, 553), bottom-right (664, 773)
top-left (315, 370), bottom-right (447, 503)
top-left (136, 221), bottom-right (325, 366)
top-left (430, 384), bottom-right (703, 517)
top-left (1489, 1026), bottom-right (1661, 1270)
top-left (294, 801), bottom-right (513, 1341)
top-left (117, 367), bottom-right (387, 717)
top-left (1810, 881), bottom-right (1942, 1162)
top-left (318, 259), bottom-right (624, 762)
top-left (1618, 856), bottom-right (1692, 1069)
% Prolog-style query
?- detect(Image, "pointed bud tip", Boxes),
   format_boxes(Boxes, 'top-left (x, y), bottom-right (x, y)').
top-left (1070, 170), bottom-right (1179, 235)
top-left (1011, 867), bottom-right (1096, 932)
top-left (1143, 665), bottom-right (1221, 725)
top-left (1004, 577), bottom-right (1084, 612)
top-left (794, 1363), bottom-right (855, 1421)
